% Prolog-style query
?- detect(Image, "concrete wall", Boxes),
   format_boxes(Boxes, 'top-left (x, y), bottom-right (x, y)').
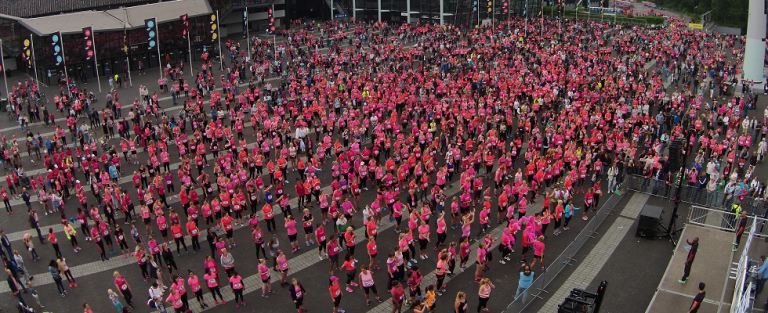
top-left (713, 25), bottom-right (742, 36)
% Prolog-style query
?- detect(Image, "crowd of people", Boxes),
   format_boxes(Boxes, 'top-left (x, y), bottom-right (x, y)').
top-left (0, 11), bottom-right (755, 313)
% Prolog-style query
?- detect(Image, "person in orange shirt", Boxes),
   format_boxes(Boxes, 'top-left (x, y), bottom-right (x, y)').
top-left (220, 213), bottom-right (236, 248)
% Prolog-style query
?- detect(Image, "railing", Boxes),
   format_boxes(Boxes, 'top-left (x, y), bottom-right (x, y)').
top-left (734, 282), bottom-right (753, 313)
top-left (502, 182), bottom-right (627, 313)
top-left (731, 217), bottom-right (757, 313)
top-left (686, 205), bottom-right (768, 238)
top-left (687, 205), bottom-right (739, 232)
top-left (625, 175), bottom-right (768, 217)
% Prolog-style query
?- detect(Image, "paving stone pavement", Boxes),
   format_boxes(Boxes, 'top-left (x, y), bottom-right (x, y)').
top-left (0, 182), bottom-right (335, 293)
top-left (366, 224), bottom-right (506, 313)
top-left (160, 180), bottom-right (468, 313)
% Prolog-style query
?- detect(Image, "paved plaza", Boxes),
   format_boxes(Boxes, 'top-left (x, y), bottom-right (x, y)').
top-left (0, 16), bottom-right (763, 313)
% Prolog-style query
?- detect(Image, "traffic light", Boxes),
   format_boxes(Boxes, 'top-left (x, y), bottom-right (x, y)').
top-left (51, 33), bottom-right (63, 66)
top-left (21, 38), bottom-right (31, 68)
top-left (210, 14), bottom-right (218, 42)
top-left (145, 18), bottom-right (158, 50)
top-left (268, 8), bottom-right (275, 34)
top-left (473, 0), bottom-right (478, 12)
top-left (487, 0), bottom-right (493, 13)
top-left (243, 10), bottom-right (248, 35)
top-left (181, 14), bottom-right (189, 39)
top-left (503, 0), bottom-right (508, 14)
top-left (83, 27), bottom-right (94, 61)
top-left (558, 0), bottom-right (564, 15)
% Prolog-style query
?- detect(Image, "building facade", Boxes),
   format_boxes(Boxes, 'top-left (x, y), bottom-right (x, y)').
top-left (0, 0), bottom-right (541, 85)
top-left (297, 0), bottom-right (543, 27)
top-left (0, 0), bottom-right (286, 85)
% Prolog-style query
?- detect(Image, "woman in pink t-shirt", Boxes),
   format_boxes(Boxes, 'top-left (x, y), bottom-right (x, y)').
top-left (417, 220), bottom-right (431, 260)
top-left (285, 215), bottom-right (299, 253)
top-left (229, 271), bottom-right (246, 307)
top-left (203, 268), bottom-right (225, 305)
top-left (474, 242), bottom-right (487, 283)
top-left (531, 236), bottom-right (546, 271)
top-left (187, 270), bottom-right (209, 309)
top-left (277, 250), bottom-right (290, 285)
top-left (165, 287), bottom-right (185, 313)
top-left (258, 258), bottom-right (275, 297)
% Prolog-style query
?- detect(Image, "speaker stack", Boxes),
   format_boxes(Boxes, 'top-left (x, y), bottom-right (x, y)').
top-left (557, 281), bottom-right (608, 313)
top-left (667, 138), bottom-right (685, 173)
top-left (636, 205), bottom-right (664, 238)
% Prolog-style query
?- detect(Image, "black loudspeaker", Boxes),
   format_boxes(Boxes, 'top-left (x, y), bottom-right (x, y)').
top-left (668, 138), bottom-right (685, 172)
top-left (636, 205), bottom-right (663, 237)
top-left (557, 281), bottom-right (608, 313)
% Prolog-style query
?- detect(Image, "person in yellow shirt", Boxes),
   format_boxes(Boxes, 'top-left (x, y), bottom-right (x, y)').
top-left (424, 285), bottom-right (437, 312)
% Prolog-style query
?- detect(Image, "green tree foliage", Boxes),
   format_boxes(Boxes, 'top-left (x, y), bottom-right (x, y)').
top-left (654, 0), bottom-right (748, 31)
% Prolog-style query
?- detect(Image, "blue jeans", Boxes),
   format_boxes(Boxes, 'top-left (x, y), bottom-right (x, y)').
top-left (757, 277), bottom-right (768, 295)
top-left (516, 286), bottom-right (530, 304)
top-left (652, 179), bottom-right (662, 194)
top-left (706, 192), bottom-right (715, 206)
top-left (641, 178), bottom-right (651, 192)
top-left (714, 192), bottom-right (723, 207)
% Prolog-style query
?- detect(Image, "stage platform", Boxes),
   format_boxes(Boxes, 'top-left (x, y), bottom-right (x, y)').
top-left (646, 224), bottom-right (768, 313)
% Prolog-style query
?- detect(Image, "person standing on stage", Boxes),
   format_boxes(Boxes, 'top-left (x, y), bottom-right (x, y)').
top-left (679, 237), bottom-right (699, 284)
top-left (734, 211), bottom-right (748, 252)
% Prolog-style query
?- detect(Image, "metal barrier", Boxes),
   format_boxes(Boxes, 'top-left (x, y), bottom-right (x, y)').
top-left (686, 205), bottom-right (768, 238)
top-left (730, 217), bottom-right (757, 313)
top-left (733, 282), bottom-right (753, 313)
top-left (502, 182), bottom-right (626, 313)
top-left (626, 175), bottom-right (768, 217)
top-left (687, 205), bottom-right (739, 232)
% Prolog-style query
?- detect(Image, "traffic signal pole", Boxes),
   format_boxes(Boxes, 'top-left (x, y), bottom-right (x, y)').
top-left (58, 31), bottom-right (71, 97)
top-left (0, 39), bottom-right (9, 101)
top-left (217, 10), bottom-right (223, 72)
top-left (187, 34), bottom-right (193, 78)
top-left (155, 18), bottom-right (163, 79)
top-left (89, 26), bottom-right (102, 93)
top-left (244, 10), bottom-right (250, 64)
top-left (30, 34), bottom-right (39, 87)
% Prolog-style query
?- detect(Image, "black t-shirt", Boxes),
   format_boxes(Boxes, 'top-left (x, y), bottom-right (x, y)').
top-left (687, 243), bottom-right (698, 263)
top-left (690, 291), bottom-right (705, 313)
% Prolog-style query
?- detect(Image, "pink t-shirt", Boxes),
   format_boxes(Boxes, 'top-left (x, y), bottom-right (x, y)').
top-left (188, 276), bottom-right (202, 292)
top-left (533, 241), bottom-right (546, 256)
top-left (476, 248), bottom-right (487, 263)
top-left (229, 276), bottom-right (243, 290)
top-left (204, 273), bottom-right (218, 288)
top-left (259, 265), bottom-right (270, 280)
top-left (285, 220), bottom-right (297, 236)
top-left (166, 291), bottom-right (183, 309)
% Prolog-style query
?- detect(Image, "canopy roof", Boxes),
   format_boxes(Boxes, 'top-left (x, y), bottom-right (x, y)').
top-left (17, 0), bottom-right (213, 36)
